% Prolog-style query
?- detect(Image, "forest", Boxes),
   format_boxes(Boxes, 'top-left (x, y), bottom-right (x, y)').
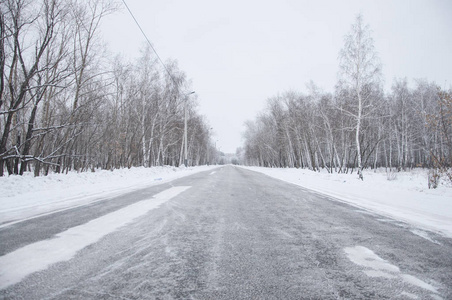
top-left (0, 0), bottom-right (216, 177)
top-left (242, 15), bottom-right (452, 185)
top-left (2, 0), bottom-right (451, 185)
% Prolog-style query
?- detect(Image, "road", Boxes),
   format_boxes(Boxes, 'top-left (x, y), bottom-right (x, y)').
top-left (0, 166), bottom-right (451, 299)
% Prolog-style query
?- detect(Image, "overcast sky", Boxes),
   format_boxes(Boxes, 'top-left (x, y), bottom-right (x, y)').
top-left (101, 0), bottom-right (452, 154)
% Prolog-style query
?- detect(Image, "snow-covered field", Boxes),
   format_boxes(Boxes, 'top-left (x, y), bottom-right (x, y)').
top-left (241, 166), bottom-right (452, 238)
top-left (0, 166), bottom-right (219, 226)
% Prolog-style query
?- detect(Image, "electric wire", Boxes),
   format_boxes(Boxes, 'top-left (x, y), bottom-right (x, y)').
top-left (120, 0), bottom-right (181, 92)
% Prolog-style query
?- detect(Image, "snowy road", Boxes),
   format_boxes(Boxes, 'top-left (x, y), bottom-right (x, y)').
top-left (1, 166), bottom-right (451, 299)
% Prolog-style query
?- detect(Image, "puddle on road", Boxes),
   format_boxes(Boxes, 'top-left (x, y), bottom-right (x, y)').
top-left (344, 245), bottom-right (441, 299)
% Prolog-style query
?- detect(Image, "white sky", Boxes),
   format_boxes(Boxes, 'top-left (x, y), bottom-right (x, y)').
top-left (101, 0), bottom-right (452, 153)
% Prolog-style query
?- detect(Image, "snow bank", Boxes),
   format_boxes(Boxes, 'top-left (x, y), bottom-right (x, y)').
top-left (241, 167), bottom-right (452, 238)
top-left (0, 166), bottom-right (218, 225)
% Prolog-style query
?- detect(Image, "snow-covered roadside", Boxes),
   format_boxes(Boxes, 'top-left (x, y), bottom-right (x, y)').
top-left (0, 165), bottom-right (219, 226)
top-left (241, 166), bottom-right (452, 238)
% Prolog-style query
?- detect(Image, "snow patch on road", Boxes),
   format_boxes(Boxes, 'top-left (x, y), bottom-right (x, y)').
top-left (0, 186), bottom-right (191, 290)
top-left (344, 246), bottom-right (400, 274)
top-left (401, 274), bottom-right (439, 294)
top-left (410, 229), bottom-right (441, 245)
top-left (344, 246), bottom-right (441, 298)
top-left (241, 167), bottom-right (452, 238)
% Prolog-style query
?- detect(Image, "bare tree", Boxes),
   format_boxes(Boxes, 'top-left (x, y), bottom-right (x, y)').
top-left (0, 0), bottom-right (66, 176)
top-left (337, 14), bottom-right (382, 180)
top-left (0, 0), bottom-right (218, 176)
top-left (427, 88), bottom-right (452, 187)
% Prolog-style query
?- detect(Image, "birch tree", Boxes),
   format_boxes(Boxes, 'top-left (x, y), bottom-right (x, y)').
top-left (337, 14), bottom-right (382, 180)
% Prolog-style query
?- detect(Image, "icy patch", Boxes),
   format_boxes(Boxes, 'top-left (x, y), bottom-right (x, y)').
top-left (410, 229), bottom-right (440, 245)
top-left (401, 274), bottom-right (438, 294)
top-left (344, 246), bottom-right (400, 273)
top-left (344, 246), bottom-right (441, 298)
top-left (210, 171), bottom-right (217, 175)
top-left (0, 186), bottom-right (191, 290)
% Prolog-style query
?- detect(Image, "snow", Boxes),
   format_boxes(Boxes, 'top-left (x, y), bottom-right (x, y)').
top-left (2, 165), bottom-right (450, 237)
top-left (1, 164), bottom-right (450, 237)
top-left (241, 167), bottom-right (452, 238)
top-left (0, 166), bottom-right (218, 226)
top-left (344, 245), bottom-right (400, 274)
top-left (344, 245), bottom-right (440, 297)
top-left (401, 274), bottom-right (439, 294)
top-left (0, 165), bottom-right (450, 294)
top-left (0, 186), bottom-right (191, 289)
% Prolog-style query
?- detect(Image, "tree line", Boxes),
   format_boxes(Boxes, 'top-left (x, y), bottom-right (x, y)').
top-left (242, 15), bottom-right (451, 184)
top-left (0, 0), bottom-right (216, 177)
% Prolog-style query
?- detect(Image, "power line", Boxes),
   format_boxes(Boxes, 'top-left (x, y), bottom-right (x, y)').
top-left (121, 0), bottom-right (180, 92)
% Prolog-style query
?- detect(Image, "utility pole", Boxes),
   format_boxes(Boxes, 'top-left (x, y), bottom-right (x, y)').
top-left (184, 91), bottom-right (195, 166)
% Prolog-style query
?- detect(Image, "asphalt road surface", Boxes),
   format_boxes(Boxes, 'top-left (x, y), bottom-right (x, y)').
top-left (1, 166), bottom-right (451, 299)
